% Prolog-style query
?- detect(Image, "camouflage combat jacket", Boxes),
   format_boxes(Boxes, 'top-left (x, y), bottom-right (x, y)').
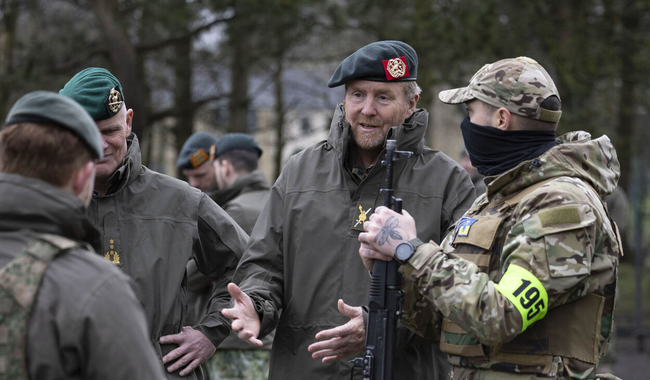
top-left (400, 131), bottom-right (621, 380)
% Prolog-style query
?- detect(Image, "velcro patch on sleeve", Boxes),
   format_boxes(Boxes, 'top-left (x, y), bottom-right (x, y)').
top-left (538, 205), bottom-right (581, 227)
top-left (494, 264), bottom-right (548, 333)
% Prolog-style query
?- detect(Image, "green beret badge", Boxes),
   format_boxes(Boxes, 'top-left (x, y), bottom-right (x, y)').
top-left (105, 86), bottom-right (123, 117)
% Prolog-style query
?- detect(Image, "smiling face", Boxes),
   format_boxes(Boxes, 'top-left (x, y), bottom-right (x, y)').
top-left (344, 80), bottom-right (416, 153)
top-left (94, 106), bottom-right (133, 182)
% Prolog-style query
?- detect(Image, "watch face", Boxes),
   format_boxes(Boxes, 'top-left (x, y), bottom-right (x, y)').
top-left (395, 242), bottom-right (414, 261)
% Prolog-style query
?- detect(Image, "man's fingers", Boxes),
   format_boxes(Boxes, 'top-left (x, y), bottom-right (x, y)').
top-left (308, 336), bottom-right (341, 353)
top-left (246, 336), bottom-right (264, 347)
top-left (222, 307), bottom-right (237, 320)
top-left (162, 346), bottom-right (186, 365)
top-left (402, 209), bottom-right (412, 218)
top-left (321, 354), bottom-right (344, 364)
top-left (179, 359), bottom-right (201, 377)
top-left (338, 299), bottom-right (362, 318)
top-left (314, 325), bottom-right (348, 340)
top-left (159, 332), bottom-right (183, 346)
top-left (227, 282), bottom-right (245, 302)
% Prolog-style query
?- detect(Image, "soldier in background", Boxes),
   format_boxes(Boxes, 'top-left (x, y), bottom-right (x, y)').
top-left (204, 133), bottom-right (273, 379)
top-left (177, 131), bottom-right (220, 194)
top-left (0, 91), bottom-right (165, 379)
top-left (176, 131), bottom-right (221, 328)
top-left (360, 57), bottom-right (622, 380)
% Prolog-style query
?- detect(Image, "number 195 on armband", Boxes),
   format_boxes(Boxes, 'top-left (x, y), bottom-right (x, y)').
top-left (494, 264), bottom-right (549, 332)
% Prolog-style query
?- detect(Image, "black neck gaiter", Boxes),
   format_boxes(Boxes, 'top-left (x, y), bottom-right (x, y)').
top-left (461, 116), bottom-right (559, 176)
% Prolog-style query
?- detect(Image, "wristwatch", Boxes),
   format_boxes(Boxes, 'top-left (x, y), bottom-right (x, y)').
top-left (394, 238), bottom-right (424, 264)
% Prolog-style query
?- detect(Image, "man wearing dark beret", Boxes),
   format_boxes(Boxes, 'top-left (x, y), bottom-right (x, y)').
top-left (224, 41), bottom-right (475, 379)
top-left (0, 91), bottom-right (166, 379)
top-left (184, 133), bottom-right (273, 379)
top-left (60, 68), bottom-right (249, 380)
top-left (177, 132), bottom-right (220, 193)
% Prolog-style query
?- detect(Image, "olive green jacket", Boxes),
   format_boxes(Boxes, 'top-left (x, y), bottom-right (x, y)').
top-left (0, 173), bottom-right (166, 380)
top-left (234, 105), bottom-right (476, 379)
top-left (86, 134), bottom-right (249, 380)
top-left (191, 170), bottom-right (273, 350)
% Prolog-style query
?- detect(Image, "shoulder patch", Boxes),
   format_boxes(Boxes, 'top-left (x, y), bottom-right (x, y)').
top-left (523, 204), bottom-right (596, 240)
top-left (538, 205), bottom-right (581, 227)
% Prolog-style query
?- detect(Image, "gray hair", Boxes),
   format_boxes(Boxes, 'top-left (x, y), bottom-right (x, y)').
top-left (404, 81), bottom-right (422, 102)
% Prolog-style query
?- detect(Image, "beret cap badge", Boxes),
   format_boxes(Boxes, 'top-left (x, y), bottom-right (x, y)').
top-left (382, 56), bottom-right (409, 81)
top-left (106, 87), bottom-right (123, 116)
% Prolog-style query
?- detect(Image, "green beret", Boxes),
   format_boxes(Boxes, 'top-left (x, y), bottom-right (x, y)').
top-left (176, 132), bottom-right (219, 169)
top-left (216, 133), bottom-right (262, 158)
top-left (327, 40), bottom-right (418, 88)
top-left (4, 91), bottom-right (103, 159)
top-left (59, 67), bottom-right (125, 121)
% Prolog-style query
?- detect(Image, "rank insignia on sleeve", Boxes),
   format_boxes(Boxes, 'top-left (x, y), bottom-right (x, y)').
top-left (382, 56), bottom-right (409, 81)
top-left (352, 204), bottom-right (374, 231)
top-left (455, 217), bottom-right (478, 237)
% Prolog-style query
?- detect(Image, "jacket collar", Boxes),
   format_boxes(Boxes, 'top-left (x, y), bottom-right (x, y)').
top-left (485, 131), bottom-right (620, 202)
top-left (0, 173), bottom-right (101, 250)
top-left (104, 133), bottom-right (142, 196)
top-left (208, 170), bottom-right (270, 206)
top-left (325, 103), bottom-right (429, 160)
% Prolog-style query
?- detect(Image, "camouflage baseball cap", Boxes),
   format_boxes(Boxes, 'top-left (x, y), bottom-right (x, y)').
top-left (439, 57), bottom-right (562, 122)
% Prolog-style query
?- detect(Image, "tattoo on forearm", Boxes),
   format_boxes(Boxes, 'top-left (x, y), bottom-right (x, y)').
top-left (373, 216), bottom-right (403, 246)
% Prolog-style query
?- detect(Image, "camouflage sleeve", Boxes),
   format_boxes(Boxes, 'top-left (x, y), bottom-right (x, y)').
top-left (399, 179), bottom-right (612, 347)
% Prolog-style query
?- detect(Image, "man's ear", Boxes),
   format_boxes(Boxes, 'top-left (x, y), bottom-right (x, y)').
top-left (72, 161), bottom-right (95, 197)
top-left (494, 107), bottom-right (512, 131)
top-left (125, 108), bottom-right (134, 135)
top-left (406, 94), bottom-right (419, 119)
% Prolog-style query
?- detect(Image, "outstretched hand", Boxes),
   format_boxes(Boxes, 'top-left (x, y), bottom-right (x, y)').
top-left (358, 206), bottom-right (417, 271)
top-left (222, 283), bottom-right (263, 347)
top-left (307, 299), bottom-right (365, 363)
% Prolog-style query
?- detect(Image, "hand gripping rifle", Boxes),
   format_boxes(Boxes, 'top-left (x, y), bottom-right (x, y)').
top-left (351, 139), bottom-right (413, 380)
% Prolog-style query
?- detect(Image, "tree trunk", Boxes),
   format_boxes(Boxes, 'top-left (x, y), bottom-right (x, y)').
top-left (174, 35), bottom-right (193, 156)
top-left (89, 0), bottom-right (148, 139)
top-left (616, 1), bottom-right (640, 193)
top-left (0, 0), bottom-right (19, 118)
top-left (227, 13), bottom-right (251, 133)
top-left (273, 53), bottom-right (285, 181)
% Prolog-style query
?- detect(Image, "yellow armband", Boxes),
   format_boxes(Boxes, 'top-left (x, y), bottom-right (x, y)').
top-left (494, 264), bottom-right (548, 332)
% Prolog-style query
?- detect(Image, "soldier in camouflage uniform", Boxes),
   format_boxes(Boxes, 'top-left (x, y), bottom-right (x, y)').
top-left (0, 91), bottom-right (165, 379)
top-left (359, 57), bottom-right (622, 380)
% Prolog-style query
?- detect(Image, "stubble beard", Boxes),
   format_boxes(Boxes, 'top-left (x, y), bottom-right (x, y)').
top-left (352, 127), bottom-right (386, 151)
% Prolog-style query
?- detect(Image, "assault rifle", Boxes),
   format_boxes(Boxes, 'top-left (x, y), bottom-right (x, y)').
top-left (351, 139), bottom-right (413, 380)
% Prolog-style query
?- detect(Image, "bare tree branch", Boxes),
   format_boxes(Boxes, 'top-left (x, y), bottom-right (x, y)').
top-left (136, 15), bottom-right (236, 53)
top-left (149, 94), bottom-right (227, 123)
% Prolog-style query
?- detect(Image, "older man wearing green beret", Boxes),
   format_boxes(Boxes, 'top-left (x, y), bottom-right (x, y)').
top-left (224, 41), bottom-right (475, 380)
top-left (60, 68), bottom-right (249, 380)
top-left (0, 91), bottom-right (166, 379)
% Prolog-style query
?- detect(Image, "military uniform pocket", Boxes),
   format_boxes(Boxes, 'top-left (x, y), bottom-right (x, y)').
top-left (522, 204), bottom-right (596, 278)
